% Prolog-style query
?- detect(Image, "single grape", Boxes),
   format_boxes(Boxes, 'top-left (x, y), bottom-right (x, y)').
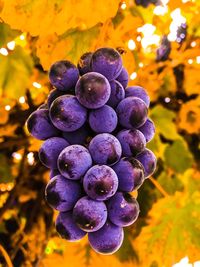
top-left (135, 148), bottom-right (157, 178)
top-left (77, 52), bottom-right (92, 75)
top-left (63, 124), bottom-right (91, 145)
top-left (91, 47), bottom-right (122, 80)
top-left (116, 97), bottom-right (148, 129)
top-left (125, 86), bottom-right (150, 107)
top-left (26, 109), bottom-right (59, 140)
top-left (83, 165), bottom-right (118, 201)
top-left (116, 129), bottom-right (146, 157)
top-left (89, 105), bottom-right (118, 133)
top-left (138, 118), bottom-right (155, 142)
top-left (50, 169), bottom-right (60, 179)
top-left (75, 72), bottom-right (111, 109)
top-left (49, 95), bottom-right (87, 132)
top-left (156, 35), bottom-right (171, 62)
top-left (45, 175), bottom-right (82, 211)
top-left (88, 221), bottom-right (124, 255)
top-left (39, 137), bottom-right (69, 169)
top-left (47, 89), bottom-right (66, 108)
top-left (107, 192), bottom-right (140, 227)
top-left (112, 157), bottom-right (145, 191)
top-left (116, 67), bottom-right (129, 89)
top-left (89, 133), bottom-right (122, 166)
top-left (107, 80), bottom-right (125, 108)
top-left (49, 60), bottom-right (79, 91)
top-left (58, 145), bottom-right (92, 180)
top-left (56, 211), bottom-right (86, 241)
top-left (73, 196), bottom-right (107, 232)
top-left (37, 103), bottom-right (48, 110)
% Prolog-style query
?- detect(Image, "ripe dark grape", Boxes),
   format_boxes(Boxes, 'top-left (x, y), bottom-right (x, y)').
top-left (75, 72), bottom-right (111, 109)
top-left (135, 148), bottom-right (157, 178)
top-left (73, 196), bottom-right (107, 232)
top-left (45, 175), bottom-right (82, 211)
top-left (63, 124), bottom-right (91, 145)
top-left (112, 158), bottom-right (145, 191)
top-left (39, 137), bottom-right (69, 169)
top-left (26, 109), bottom-right (59, 140)
top-left (49, 60), bottom-right (79, 91)
top-left (125, 86), bottom-right (150, 107)
top-left (116, 97), bottom-right (148, 129)
top-left (89, 133), bottom-right (122, 166)
top-left (156, 35), bottom-right (171, 62)
top-left (50, 169), bottom-right (60, 179)
top-left (107, 192), bottom-right (140, 227)
top-left (107, 80), bottom-right (125, 108)
top-left (116, 67), bottom-right (129, 89)
top-left (47, 89), bottom-right (66, 108)
top-left (77, 52), bottom-right (92, 75)
top-left (49, 95), bottom-right (87, 132)
top-left (89, 105), bottom-right (118, 133)
top-left (116, 129), bottom-right (146, 157)
top-left (56, 211), bottom-right (86, 241)
top-left (138, 118), bottom-right (155, 142)
top-left (57, 145), bottom-right (92, 180)
top-left (37, 103), bottom-right (48, 110)
top-left (91, 47), bottom-right (122, 81)
top-left (83, 165), bottom-right (118, 201)
top-left (88, 221), bottom-right (124, 255)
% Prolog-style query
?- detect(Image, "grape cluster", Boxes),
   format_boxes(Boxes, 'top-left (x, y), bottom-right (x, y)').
top-left (26, 47), bottom-right (156, 255)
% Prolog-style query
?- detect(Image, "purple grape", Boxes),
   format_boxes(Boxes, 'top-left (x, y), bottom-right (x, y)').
top-left (49, 60), bottom-right (79, 91)
top-left (73, 196), bottom-right (107, 232)
top-left (26, 109), bottom-right (59, 140)
top-left (83, 165), bottom-right (118, 201)
top-left (135, 0), bottom-right (158, 7)
top-left (116, 67), bottom-right (129, 89)
top-left (89, 133), bottom-right (122, 166)
top-left (56, 211), bottom-right (86, 241)
top-left (176, 23), bottom-right (187, 44)
top-left (156, 35), bottom-right (171, 62)
top-left (116, 129), bottom-right (146, 157)
top-left (138, 118), bottom-right (155, 142)
top-left (39, 137), bottom-right (69, 169)
top-left (77, 52), bottom-right (92, 75)
top-left (116, 97), bottom-right (148, 129)
top-left (37, 103), bottom-right (48, 110)
top-left (88, 221), bottom-right (124, 255)
top-left (47, 89), bottom-right (66, 108)
top-left (50, 169), bottom-right (60, 179)
top-left (107, 192), bottom-right (140, 227)
top-left (89, 105), bottom-right (118, 133)
top-left (112, 158), bottom-right (145, 192)
top-left (63, 124), bottom-right (91, 145)
top-left (75, 72), bottom-right (111, 109)
top-left (49, 95), bottom-right (87, 132)
top-left (135, 148), bottom-right (157, 178)
top-left (91, 48), bottom-right (122, 81)
top-left (107, 80), bottom-right (125, 108)
top-left (57, 145), bottom-right (92, 180)
top-left (125, 86), bottom-right (150, 107)
top-left (45, 175), bottom-right (82, 211)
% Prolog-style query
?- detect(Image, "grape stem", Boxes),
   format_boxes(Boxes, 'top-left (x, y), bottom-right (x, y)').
top-left (0, 244), bottom-right (13, 267)
top-left (149, 177), bottom-right (169, 197)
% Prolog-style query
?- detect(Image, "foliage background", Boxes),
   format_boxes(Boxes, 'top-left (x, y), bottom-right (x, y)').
top-left (0, 0), bottom-right (199, 266)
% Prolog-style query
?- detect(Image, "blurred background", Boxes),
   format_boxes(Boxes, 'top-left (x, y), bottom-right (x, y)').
top-left (0, 0), bottom-right (200, 266)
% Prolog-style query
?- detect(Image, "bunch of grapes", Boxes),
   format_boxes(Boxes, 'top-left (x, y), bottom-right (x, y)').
top-left (26, 47), bottom-right (156, 255)
top-left (156, 35), bottom-right (171, 62)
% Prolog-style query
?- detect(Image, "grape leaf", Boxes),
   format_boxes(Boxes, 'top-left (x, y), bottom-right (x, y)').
top-left (135, 169), bottom-right (200, 267)
top-left (0, 46), bottom-right (33, 98)
top-left (164, 139), bottom-right (193, 173)
top-left (0, 154), bottom-right (14, 183)
top-left (0, 22), bottom-right (20, 47)
top-left (157, 171), bottom-right (184, 195)
top-left (150, 105), bottom-right (180, 140)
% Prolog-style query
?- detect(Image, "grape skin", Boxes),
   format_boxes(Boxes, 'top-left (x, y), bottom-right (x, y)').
top-left (125, 86), bottom-right (150, 107)
top-left (107, 80), bottom-right (125, 108)
top-left (116, 67), bottom-right (129, 89)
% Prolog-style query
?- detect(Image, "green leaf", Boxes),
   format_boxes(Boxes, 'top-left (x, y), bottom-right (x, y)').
top-left (150, 105), bottom-right (180, 140)
top-left (0, 22), bottom-right (20, 47)
top-left (0, 46), bottom-right (33, 98)
top-left (0, 154), bottom-right (14, 183)
top-left (147, 132), bottom-right (167, 159)
top-left (164, 139), bottom-right (193, 173)
top-left (157, 171), bottom-right (184, 195)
